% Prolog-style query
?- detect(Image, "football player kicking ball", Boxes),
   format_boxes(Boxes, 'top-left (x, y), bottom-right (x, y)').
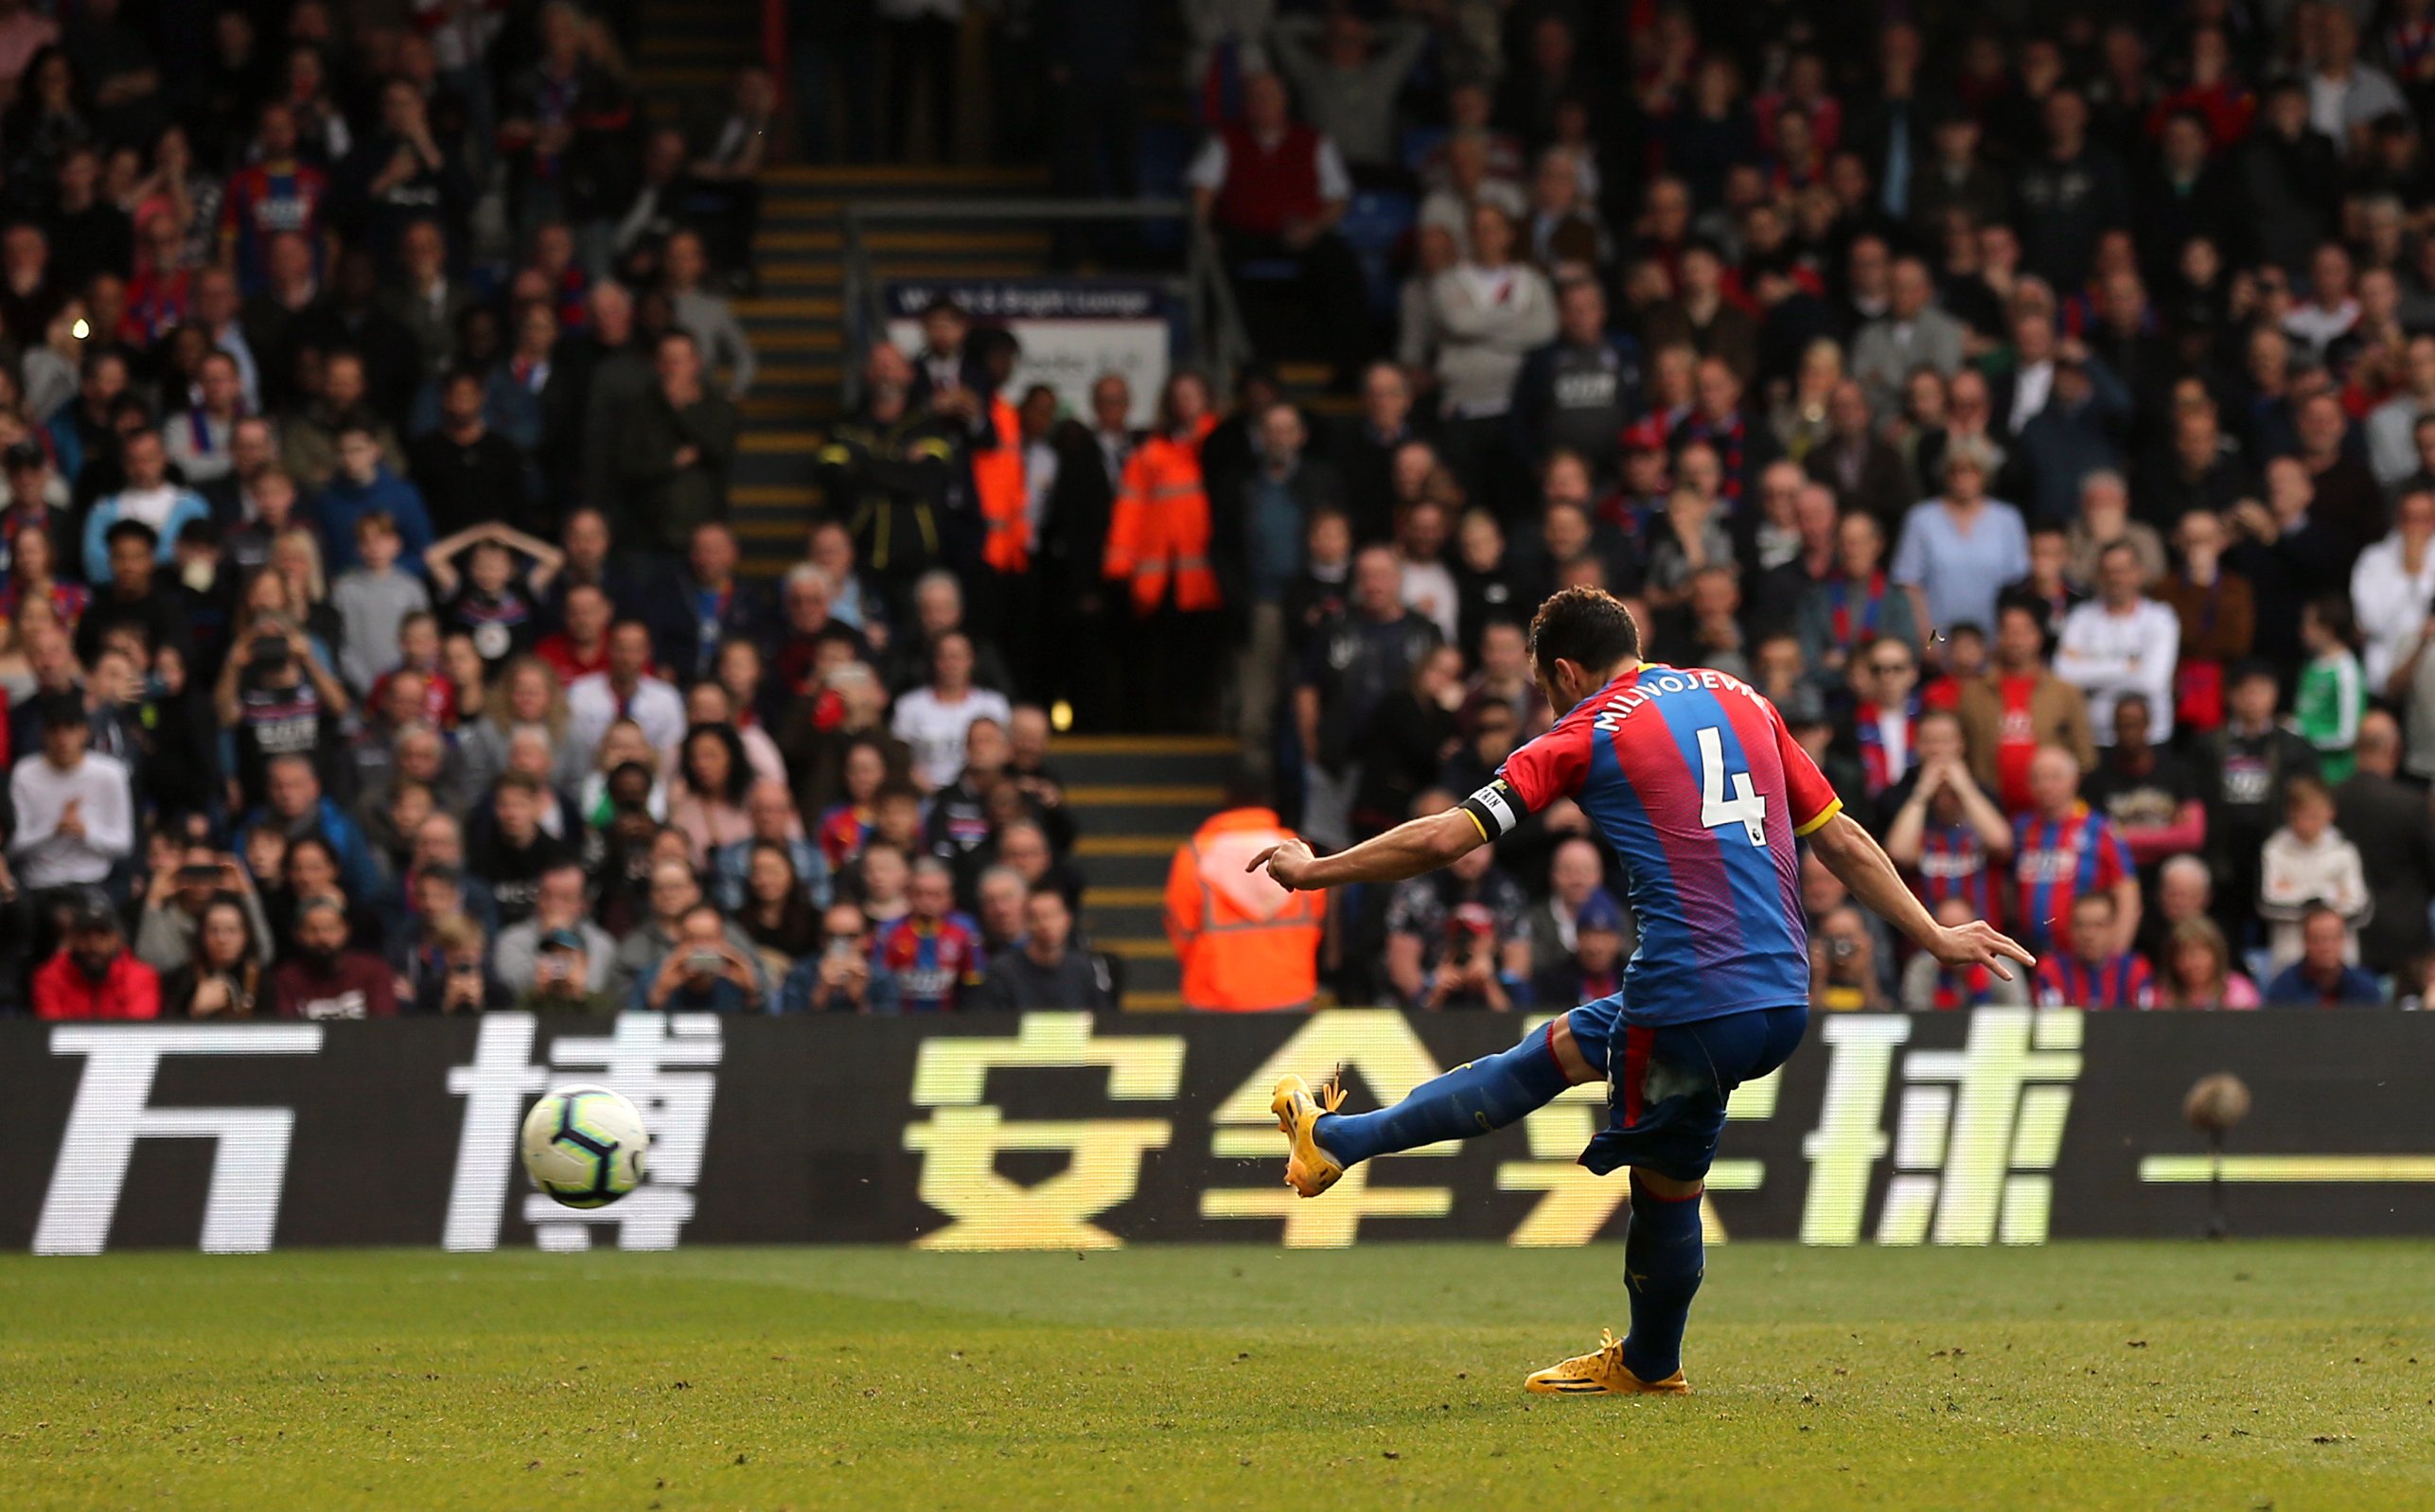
top-left (1250, 587), bottom-right (2031, 1396)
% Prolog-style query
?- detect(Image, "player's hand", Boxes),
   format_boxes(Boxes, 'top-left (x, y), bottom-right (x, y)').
top-left (1930, 919), bottom-right (2037, 981)
top-left (1247, 838), bottom-right (1316, 890)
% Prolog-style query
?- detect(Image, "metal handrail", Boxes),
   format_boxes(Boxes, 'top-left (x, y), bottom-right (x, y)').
top-left (836, 197), bottom-right (1249, 407)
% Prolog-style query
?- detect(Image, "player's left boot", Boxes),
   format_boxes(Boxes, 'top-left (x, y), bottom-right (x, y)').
top-left (1270, 1072), bottom-right (1348, 1198)
top-left (1523, 1328), bottom-right (1692, 1396)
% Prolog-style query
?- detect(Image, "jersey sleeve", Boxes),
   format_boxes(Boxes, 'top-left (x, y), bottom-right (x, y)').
top-left (2093, 819), bottom-right (2135, 889)
top-left (1461, 719), bottom-right (1593, 840)
top-left (1764, 696), bottom-right (1844, 836)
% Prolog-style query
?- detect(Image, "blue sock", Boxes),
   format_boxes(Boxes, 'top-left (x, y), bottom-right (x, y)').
top-left (1315, 1023), bottom-right (1572, 1168)
top-left (1621, 1173), bottom-right (1704, 1383)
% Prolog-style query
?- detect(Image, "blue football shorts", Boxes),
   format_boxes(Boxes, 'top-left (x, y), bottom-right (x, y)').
top-left (1560, 995), bottom-right (1809, 1182)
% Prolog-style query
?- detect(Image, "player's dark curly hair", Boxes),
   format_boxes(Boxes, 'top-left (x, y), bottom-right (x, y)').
top-left (1527, 586), bottom-right (1641, 673)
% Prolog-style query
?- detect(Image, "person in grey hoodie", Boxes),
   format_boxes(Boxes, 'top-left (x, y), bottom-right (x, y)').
top-left (664, 228), bottom-right (756, 399)
top-left (1428, 201), bottom-right (1554, 503)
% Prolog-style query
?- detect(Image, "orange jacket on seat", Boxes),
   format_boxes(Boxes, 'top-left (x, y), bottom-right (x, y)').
top-left (1165, 806), bottom-right (1325, 1011)
top-left (1103, 413), bottom-right (1221, 615)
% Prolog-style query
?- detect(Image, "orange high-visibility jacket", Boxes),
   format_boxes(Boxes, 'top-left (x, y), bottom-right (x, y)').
top-left (1103, 413), bottom-right (1221, 615)
top-left (973, 392), bottom-right (1030, 573)
top-left (1166, 806), bottom-right (1325, 1011)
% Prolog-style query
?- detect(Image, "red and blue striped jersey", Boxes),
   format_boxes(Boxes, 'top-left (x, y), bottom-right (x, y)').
top-left (221, 161), bottom-right (329, 292)
top-left (1911, 820), bottom-right (2002, 928)
top-left (1462, 663), bottom-right (1841, 1026)
top-left (2033, 950), bottom-right (2154, 1010)
top-left (871, 913), bottom-right (983, 1012)
top-left (2009, 805), bottom-right (2135, 957)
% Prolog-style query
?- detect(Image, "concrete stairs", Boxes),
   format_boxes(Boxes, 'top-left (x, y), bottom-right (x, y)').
top-left (1054, 734), bottom-right (1239, 1009)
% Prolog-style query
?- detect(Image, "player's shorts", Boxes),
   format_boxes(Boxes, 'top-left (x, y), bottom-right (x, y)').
top-left (1562, 996), bottom-right (1809, 1182)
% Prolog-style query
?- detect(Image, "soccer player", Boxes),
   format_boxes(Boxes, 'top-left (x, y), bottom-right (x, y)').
top-left (1249, 587), bottom-right (2030, 1395)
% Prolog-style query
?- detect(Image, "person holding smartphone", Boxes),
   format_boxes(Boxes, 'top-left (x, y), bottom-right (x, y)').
top-left (635, 903), bottom-right (764, 1012)
top-left (134, 839), bottom-right (273, 973)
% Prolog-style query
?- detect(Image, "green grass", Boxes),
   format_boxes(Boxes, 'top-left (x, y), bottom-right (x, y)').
top-left (2, 1242), bottom-right (2432, 1510)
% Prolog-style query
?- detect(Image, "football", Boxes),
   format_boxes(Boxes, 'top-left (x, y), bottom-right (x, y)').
top-left (520, 1084), bottom-right (650, 1209)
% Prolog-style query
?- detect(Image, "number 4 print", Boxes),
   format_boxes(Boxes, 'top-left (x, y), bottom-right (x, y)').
top-left (1698, 726), bottom-right (1768, 847)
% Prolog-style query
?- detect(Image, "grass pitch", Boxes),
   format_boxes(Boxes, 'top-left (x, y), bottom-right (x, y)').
top-left (2, 1241), bottom-right (2431, 1511)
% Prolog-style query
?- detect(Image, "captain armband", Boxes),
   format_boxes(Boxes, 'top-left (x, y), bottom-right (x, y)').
top-left (1460, 778), bottom-right (1526, 840)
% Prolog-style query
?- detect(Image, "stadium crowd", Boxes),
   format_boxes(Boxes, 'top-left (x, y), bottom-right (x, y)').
top-left (16, 0), bottom-right (2435, 1020)
top-left (809, 0), bottom-right (2435, 1013)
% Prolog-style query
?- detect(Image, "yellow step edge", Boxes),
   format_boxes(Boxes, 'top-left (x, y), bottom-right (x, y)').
top-left (1085, 886), bottom-right (1166, 908)
top-left (1063, 784), bottom-right (1224, 805)
top-left (1098, 938), bottom-right (1177, 960)
top-left (1123, 992), bottom-right (1186, 1011)
top-left (739, 431), bottom-right (824, 453)
top-left (1052, 735), bottom-right (1240, 756)
top-left (1074, 834), bottom-right (1189, 858)
top-left (755, 333), bottom-right (844, 354)
top-left (732, 484), bottom-right (817, 506)
top-left (734, 295), bottom-right (843, 317)
top-left (732, 519), bottom-right (802, 540)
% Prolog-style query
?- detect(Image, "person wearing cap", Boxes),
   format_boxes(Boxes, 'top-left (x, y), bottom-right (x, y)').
top-left (8, 690), bottom-right (133, 895)
top-left (31, 891), bottom-right (159, 1019)
top-left (514, 925), bottom-right (621, 1013)
top-left (271, 895), bottom-right (397, 1019)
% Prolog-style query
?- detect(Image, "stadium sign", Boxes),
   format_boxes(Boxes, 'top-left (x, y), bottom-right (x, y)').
top-left (885, 279), bottom-right (1177, 427)
top-left (2, 1011), bottom-right (2430, 1255)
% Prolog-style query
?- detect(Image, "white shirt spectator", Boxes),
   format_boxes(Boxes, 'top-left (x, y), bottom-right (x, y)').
top-left (567, 673), bottom-right (688, 767)
top-left (892, 684), bottom-right (1013, 790)
top-left (7, 748), bottom-right (134, 890)
top-left (2054, 595), bottom-right (2180, 746)
top-left (2258, 824), bottom-right (2372, 970)
top-left (1400, 558), bottom-right (1459, 643)
top-left (2348, 527), bottom-right (2435, 690)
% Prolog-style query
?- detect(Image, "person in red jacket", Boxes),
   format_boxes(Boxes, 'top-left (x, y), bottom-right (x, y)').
top-left (32, 894), bottom-right (160, 1020)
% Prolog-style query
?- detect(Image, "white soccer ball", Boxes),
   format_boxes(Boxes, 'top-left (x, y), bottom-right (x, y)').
top-left (521, 1084), bottom-right (650, 1209)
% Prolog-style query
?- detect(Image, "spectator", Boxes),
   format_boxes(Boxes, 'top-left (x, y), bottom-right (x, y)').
top-left (662, 229), bottom-right (755, 400)
top-left (2349, 489), bottom-right (2435, 694)
top-left (870, 857), bottom-right (984, 1012)
top-left (891, 631), bottom-right (1012, 792)
top-left (633, 901), bottom-right (766, 1013)
top-left (133, 842), bottom-right (270, 973)
top-left (1166, 780), bottom-right (1324, 1011)
top-left (1851, 256), bottom-right (1965, 415)
top-left (1509, 274), bottom-right (1636, 481)
top-left (314, 421), bottom-right (432, 576)
top-left (2033, 891), bottom-right (2154, 1010)
top-left (780, 903), bottom-right (894, 1013)
top-left (2257, 774), bottom-right (2372, 973)
top-left (1958, 603), bottom-right (2097, 813)
top-left (2154, 916), bottom-right (2260, 1011)
top-left (2055, 541), bottom-right (2179, 747)
top-left (408, 367), bottom-right (534, 539)
top-left (1810, 904), bottom-right (1892, 1012)
top-left (1529, 888), bottom-right (1627, 1008)
top-left (271, 895), bottom-right (396, 1019)
top-left (566, 621), bottom-right (686, 761)
top-left (612, 859), bottom-right (771, 1006)
top-left (413, 913), bottom-right (510, 1014)
top-left (32, 890), bottom-right (158, 1019)
top-left (618, 330), bottom-right (738, 554)
top-left (160, 894), bottom-right (268, 1018)
top-left (513, 927), bottom-right (622, 1014)
top-left (1893, 440), bottom-right (2029, 642)
top-left (1884, 711), bottom-right (2014, 925)
top-left (2082, 694), bottom-right (2207, 870)
top-left (2010, 745), bottom-right (2141, 959)
top-left (972, 886), bottom-right (1113, 1011)
top-left (493, 861), bottom-right (617, 995)
top-left (329, 513), bottom-right (431, 694)
top-left (2194, 663), bottom-right (2320, 948)
top-left (2296, 596), bottom-right (2366, 784)
top-left (8, 691), bottom-right (132, 895)
top-left (1186, 70), bottom-right (1367, 385)
top-left (1805, 380), bottom-right (1913, 534)
top-left (80, 428), bottom-right (205, 582)
top-left (1382, 837), bottom-right (1529, 1011)
top-left (2261, 906), bottom-right (2384, 1008)
top-left (1426, 202), bottom-right (1555, 500)
top-left (2336, 712), bottom-right (2435, 976)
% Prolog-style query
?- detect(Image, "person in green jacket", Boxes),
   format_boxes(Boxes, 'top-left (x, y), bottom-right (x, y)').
top-left (2297, 595), bottom-right (2366, 784)
top-left (617, 329), bottom-right (739, 554)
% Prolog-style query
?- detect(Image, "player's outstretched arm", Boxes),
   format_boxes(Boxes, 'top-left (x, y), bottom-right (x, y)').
top-left (1807, 811), bottom-right (2037, 980)
top-left (1250, 809), bottom-right (1486, 892)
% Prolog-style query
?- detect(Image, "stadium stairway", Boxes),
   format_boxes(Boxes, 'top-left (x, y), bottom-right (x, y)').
top-left (1056, 734), bottom-right (1239, 1009)
top-left (729, 163), bottom-right (1054, 579)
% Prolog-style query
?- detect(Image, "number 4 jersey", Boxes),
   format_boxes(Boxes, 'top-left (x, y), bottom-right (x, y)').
top-left (1461, 663), bottom-right (1843, 1026)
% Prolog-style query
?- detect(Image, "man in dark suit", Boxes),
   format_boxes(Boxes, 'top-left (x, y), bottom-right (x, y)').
top-left (644, 521), bottom-right (774, 686)
top-left (1331, 360), bottom-right (1429, 545)
top-left (1037, 372), bottom-right (1137, 729)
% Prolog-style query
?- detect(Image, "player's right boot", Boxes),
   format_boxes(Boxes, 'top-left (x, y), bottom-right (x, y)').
top-left (1523, 1329), bottom-right (1692, 1395)
top-left (1270, 1073), bottom-right (1348, 1198)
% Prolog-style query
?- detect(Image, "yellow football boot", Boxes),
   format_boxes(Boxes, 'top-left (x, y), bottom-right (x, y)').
top-left (1270, 1072), bottom-right (1348, 1198)
top-left (1523, 1329), bottom-right (1692, 1396)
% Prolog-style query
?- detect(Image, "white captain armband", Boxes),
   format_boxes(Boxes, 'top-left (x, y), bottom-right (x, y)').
top-left (1460, 778), bottom-right (1526, 839)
